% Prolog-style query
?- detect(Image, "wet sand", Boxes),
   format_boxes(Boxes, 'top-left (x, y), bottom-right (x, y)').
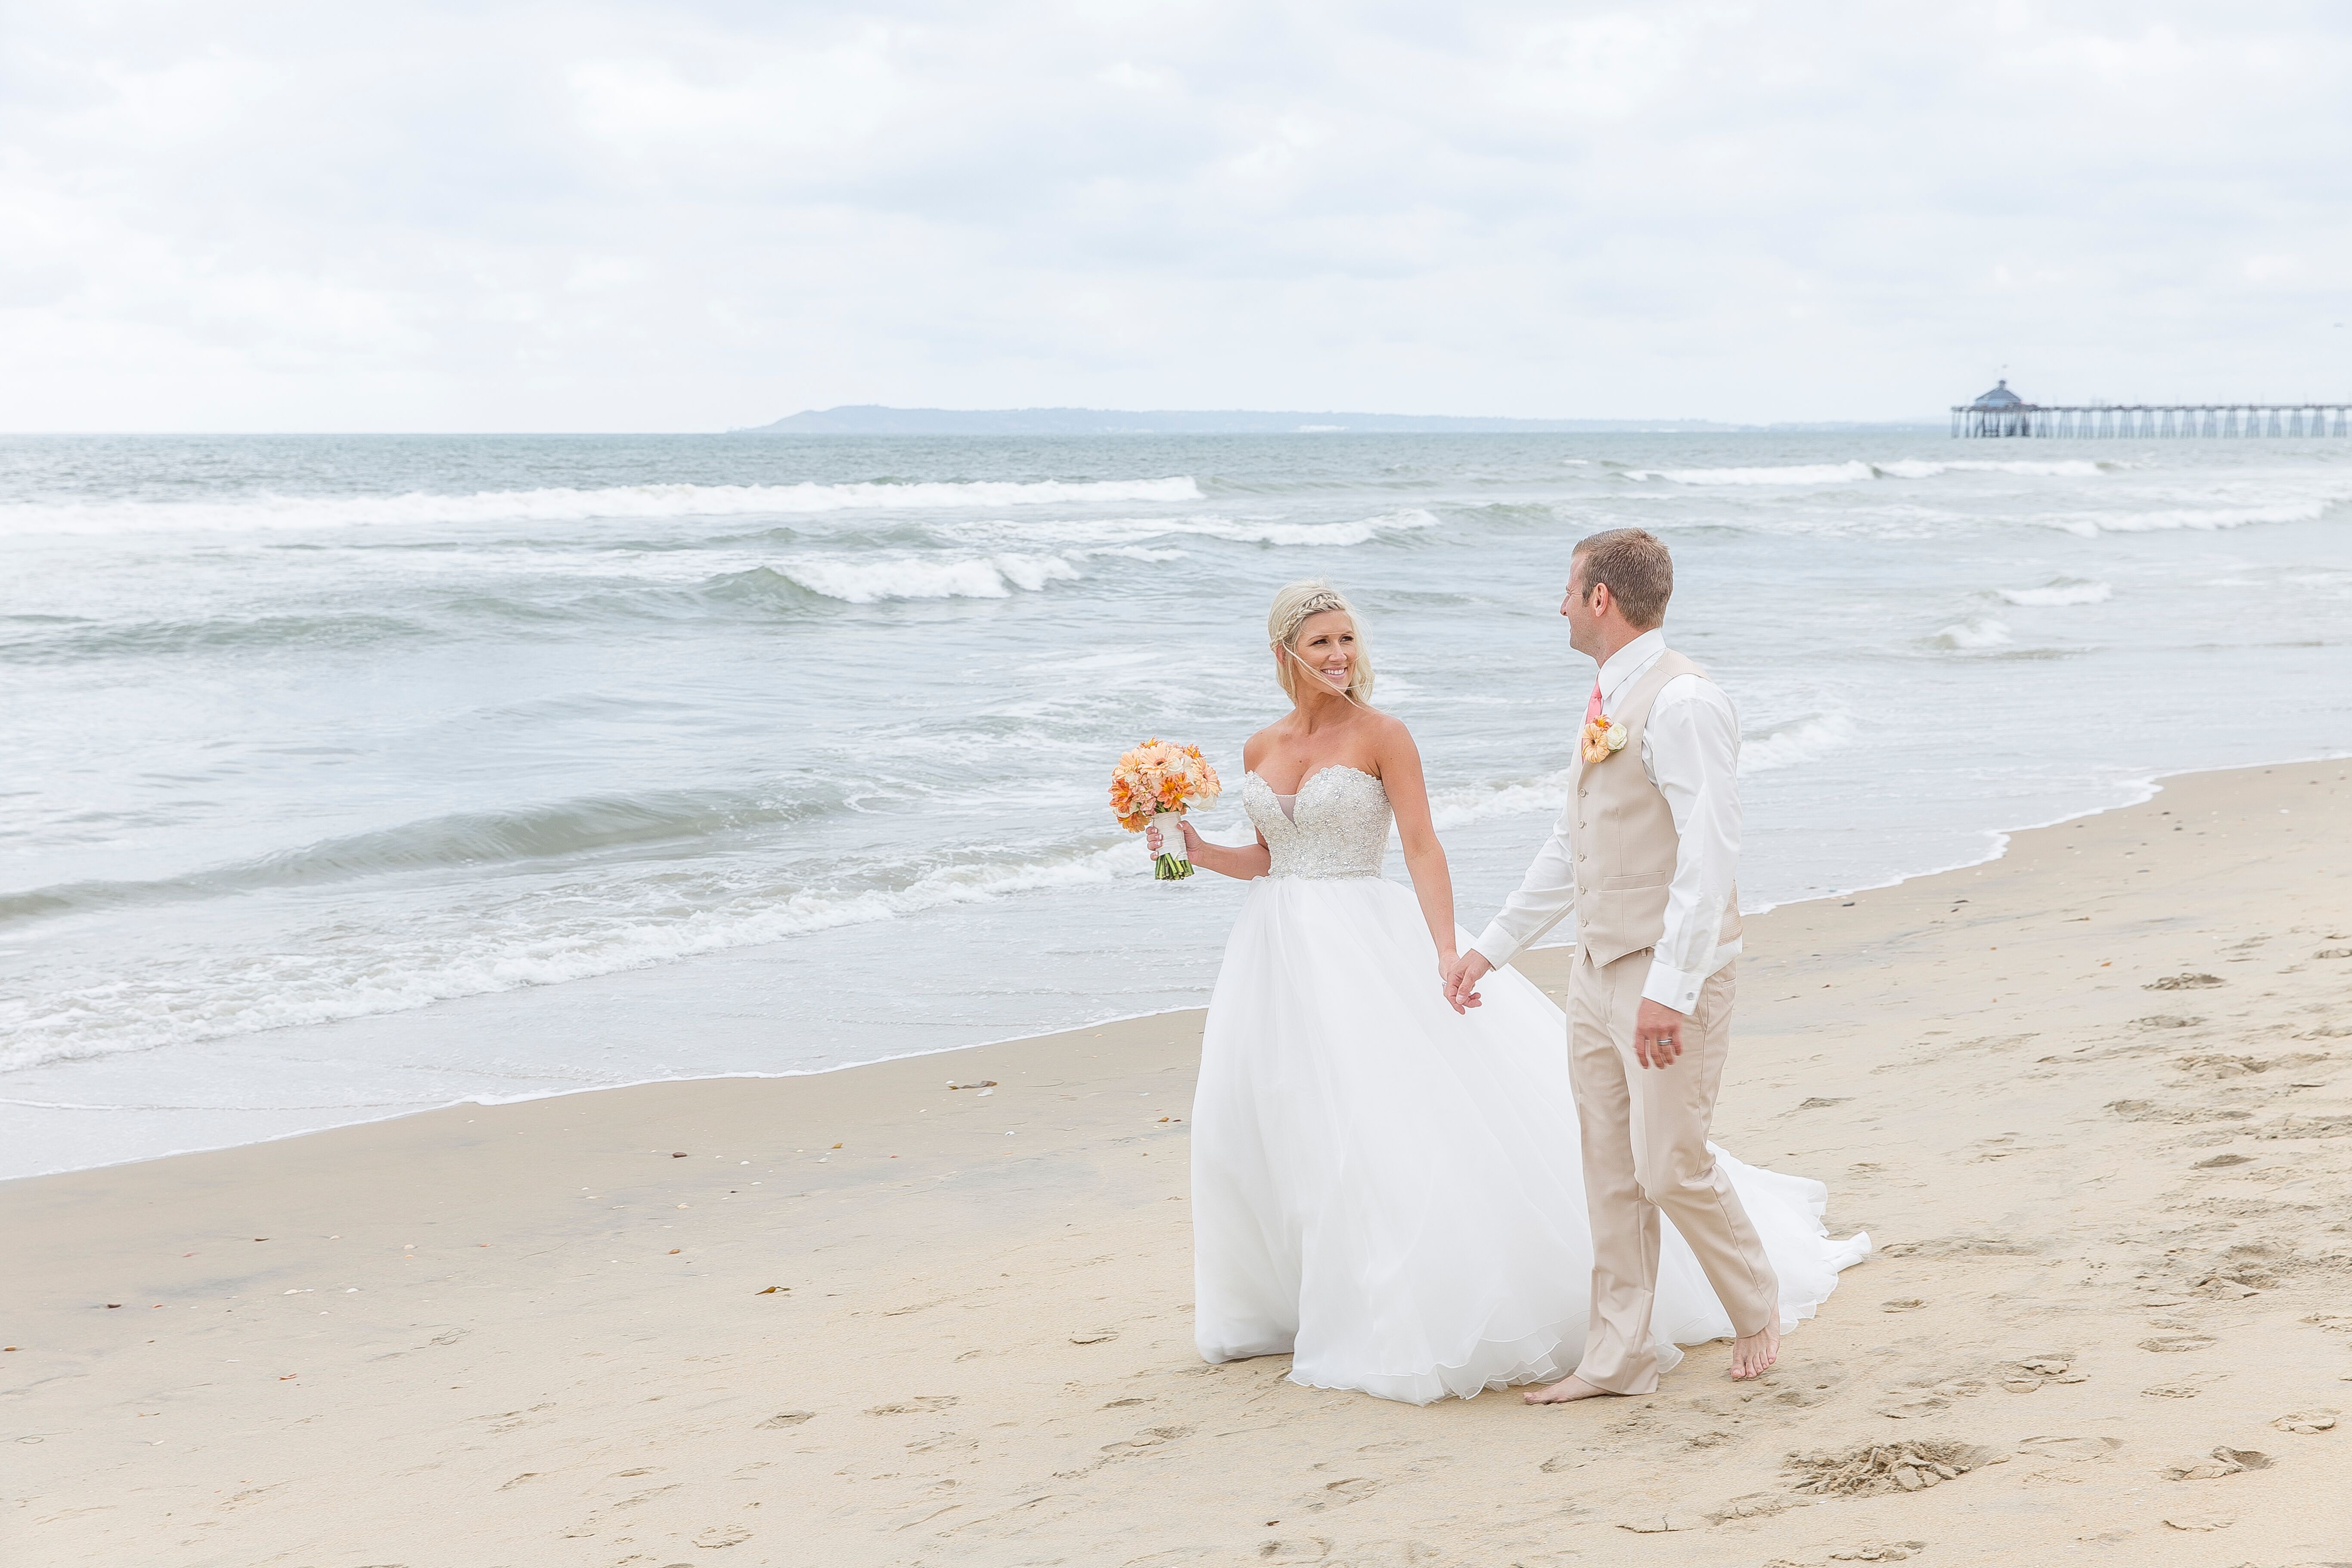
top-left (6, 760), bottom-right (2350, 1566)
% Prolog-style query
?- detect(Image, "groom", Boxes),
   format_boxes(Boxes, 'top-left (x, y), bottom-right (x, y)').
top-left (1445, 528), bottom-right (1780, 1398)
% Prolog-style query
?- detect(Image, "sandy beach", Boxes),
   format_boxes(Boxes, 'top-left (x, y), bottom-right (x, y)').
top-left (7, 758), bottom-right (2350, 1566)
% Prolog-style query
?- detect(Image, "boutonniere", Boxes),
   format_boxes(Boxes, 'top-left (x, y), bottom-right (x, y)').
top-left (1580, 717), bottom-right (1629, 764)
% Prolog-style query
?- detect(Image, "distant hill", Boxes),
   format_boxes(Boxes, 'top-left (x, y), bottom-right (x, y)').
top-left (737, 405), bottom-right (1757, 435)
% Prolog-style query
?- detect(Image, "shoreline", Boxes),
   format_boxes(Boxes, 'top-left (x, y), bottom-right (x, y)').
top-left (8, 757), bottom-right (2351, 1564)
top-left (10, 751), bottom-right (2340, 1187)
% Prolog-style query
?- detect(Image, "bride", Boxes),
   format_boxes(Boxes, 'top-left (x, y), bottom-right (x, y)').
top-left (1150, 580), bottom-right (1866, 1404)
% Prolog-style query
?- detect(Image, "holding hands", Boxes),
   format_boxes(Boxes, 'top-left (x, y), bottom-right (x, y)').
top-left (1443, 950), bottom-right (1492, 1015)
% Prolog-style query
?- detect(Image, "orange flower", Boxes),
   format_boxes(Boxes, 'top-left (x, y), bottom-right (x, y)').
top-left (1110, 737), bottom-right (1223, 832)
top-left (1579, 717), bottom-right (1629, 765)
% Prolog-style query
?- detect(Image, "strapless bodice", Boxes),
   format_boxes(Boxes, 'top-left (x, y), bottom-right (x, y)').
top-left (1242, 767), bottom-right (1392, 879)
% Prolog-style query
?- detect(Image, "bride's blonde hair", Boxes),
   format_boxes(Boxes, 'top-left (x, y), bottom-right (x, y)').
top-left (1267, 580), bottom-right (1375, 706)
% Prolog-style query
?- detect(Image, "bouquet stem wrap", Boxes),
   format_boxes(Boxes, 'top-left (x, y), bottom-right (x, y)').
top-left (1150, 810), bottom-right (1192, 880)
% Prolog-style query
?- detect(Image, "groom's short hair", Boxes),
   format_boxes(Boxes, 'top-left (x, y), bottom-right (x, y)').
top-left (1572, 528), bottom-right (1673, 628)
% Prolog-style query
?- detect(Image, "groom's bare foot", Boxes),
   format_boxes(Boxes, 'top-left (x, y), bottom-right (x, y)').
top-left (1524, 1374), bottom-right (1614, 1405)
top-left (1729, 1322), bottom-right (1781, 1381)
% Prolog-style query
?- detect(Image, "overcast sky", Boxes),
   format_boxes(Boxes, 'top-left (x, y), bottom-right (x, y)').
top-left (4, 2), bottom-right (2349, 431)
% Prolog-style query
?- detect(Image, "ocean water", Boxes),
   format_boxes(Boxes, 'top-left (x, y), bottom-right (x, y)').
top-left (3, 432), bottom-right (2349, 1179)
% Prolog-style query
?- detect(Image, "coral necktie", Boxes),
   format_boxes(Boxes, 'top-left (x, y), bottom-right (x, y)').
top-left (1585, 681), bottom-right (1605, 723)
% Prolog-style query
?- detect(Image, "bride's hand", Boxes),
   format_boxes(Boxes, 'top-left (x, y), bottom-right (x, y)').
top-left (1437, 948), bottom-right (1480, 1014)
top-left (1145, 820), bottom-right (1203, 854)
top-left (1443, 950), bottom-right (1491, 1014)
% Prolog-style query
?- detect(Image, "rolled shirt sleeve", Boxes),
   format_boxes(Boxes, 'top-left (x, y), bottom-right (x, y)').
top-left (1638, 675), bottom-right (1742, 1012)
top-left (1470, 795), bottom-right (1578, 968)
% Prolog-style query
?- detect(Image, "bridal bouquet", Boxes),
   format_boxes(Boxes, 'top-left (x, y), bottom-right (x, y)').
top-left (1110, 739), bottom-right (1223, 880)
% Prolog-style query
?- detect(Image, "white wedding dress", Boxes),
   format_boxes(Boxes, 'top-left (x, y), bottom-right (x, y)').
top-left (1191, 765), bottom-right (1869, 1404)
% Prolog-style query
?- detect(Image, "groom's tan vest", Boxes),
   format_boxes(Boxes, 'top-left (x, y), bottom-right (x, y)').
top-left (1568, 649), bottom-right (1742, 968)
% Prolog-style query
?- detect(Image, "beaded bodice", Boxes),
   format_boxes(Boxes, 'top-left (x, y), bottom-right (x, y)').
top-left (1243, 766), bottom-right (1391, 879)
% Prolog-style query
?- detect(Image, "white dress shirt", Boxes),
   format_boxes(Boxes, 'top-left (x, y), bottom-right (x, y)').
top-left (1470, 628), bottom-right (1743, 1012)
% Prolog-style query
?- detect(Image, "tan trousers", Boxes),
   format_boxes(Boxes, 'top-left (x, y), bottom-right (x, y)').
top-left (1568, 948), bottom-right (1776, 1393)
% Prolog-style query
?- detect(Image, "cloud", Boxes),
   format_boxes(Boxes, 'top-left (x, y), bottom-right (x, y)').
top-left (3, 2), bottom-right (2349, 430)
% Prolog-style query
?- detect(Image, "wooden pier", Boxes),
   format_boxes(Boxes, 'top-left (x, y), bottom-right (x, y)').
top-left (1954, 380), bottom-right (2352, 438)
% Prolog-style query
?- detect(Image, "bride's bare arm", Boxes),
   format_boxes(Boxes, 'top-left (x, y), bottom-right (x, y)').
top-left (1161, 819), bottom-right (1271, 880)
top-left (1375, 718), bottom-right (1459, 971)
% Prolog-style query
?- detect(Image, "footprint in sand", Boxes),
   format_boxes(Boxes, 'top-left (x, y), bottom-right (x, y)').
top-left (1747, 1375), bottom-right (1839, 1410)
top-left (2163, 1446), bottom-right (2271, 1481)
top-left (2001, 1357), bottom-right (2087, 1393)
top-left (692, 1523), bottom-right (754, 1548)
top-left (2018, 1434), bottom-right (2120, 1465)
top-left (1308, 1476), bottom-right (1387, 1509)
top-left (1099, 1425), bottom-right (1192, 1458)
top-left (863, 1397), bottom-right (957, 1416)
top-left (2174, 1054), bottom-right (2269, 1080)
top-left (2143, 1380), bottom-right (2216, 1399)
top-left (2272, 1411), bottom-right (2338, 1433)
top-left (1873, 1377), bottom-right (1988, 1418)
top-left (756, 1411), bottom-right (814, 1428)
top-left (1828, 1546), bottom-right (1928, 1564)
top-left (2138, 1335), bottom-right (2217, 1354)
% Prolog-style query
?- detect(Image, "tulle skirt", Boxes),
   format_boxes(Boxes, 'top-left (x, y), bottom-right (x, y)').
top-left (1191, 873), bottom-right (1868, 1404)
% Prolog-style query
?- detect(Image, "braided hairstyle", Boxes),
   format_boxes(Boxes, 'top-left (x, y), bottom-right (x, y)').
top-left (1266, 579), bottom-right (1375, 706)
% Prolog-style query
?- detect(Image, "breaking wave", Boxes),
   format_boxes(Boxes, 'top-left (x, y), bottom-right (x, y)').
top-left (1740, 712), bottom-right (1859, 774)
top-left (0, 790), bottom-right (841, 927)
top-left (942, 508), bottom-right (1443, 552)
top-left (1930, 617), bottom-right (2014, 650)
top-left (0, 476), bottom-right (1207, 537)
top-left (2037, 500), bottom-right (2337, 537)
top-left (1427, 771), bottom-right (1569, 830)
top-left (1999, 579), bottom-right (2112, 607)
top-left (769, 552), bottom-right (1082, 603)
top-left (1629, 457), bottom-right (2113, 487)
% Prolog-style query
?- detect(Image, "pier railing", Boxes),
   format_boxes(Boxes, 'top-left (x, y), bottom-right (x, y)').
top-left (1953, 403), bottom-right (2352, 438)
